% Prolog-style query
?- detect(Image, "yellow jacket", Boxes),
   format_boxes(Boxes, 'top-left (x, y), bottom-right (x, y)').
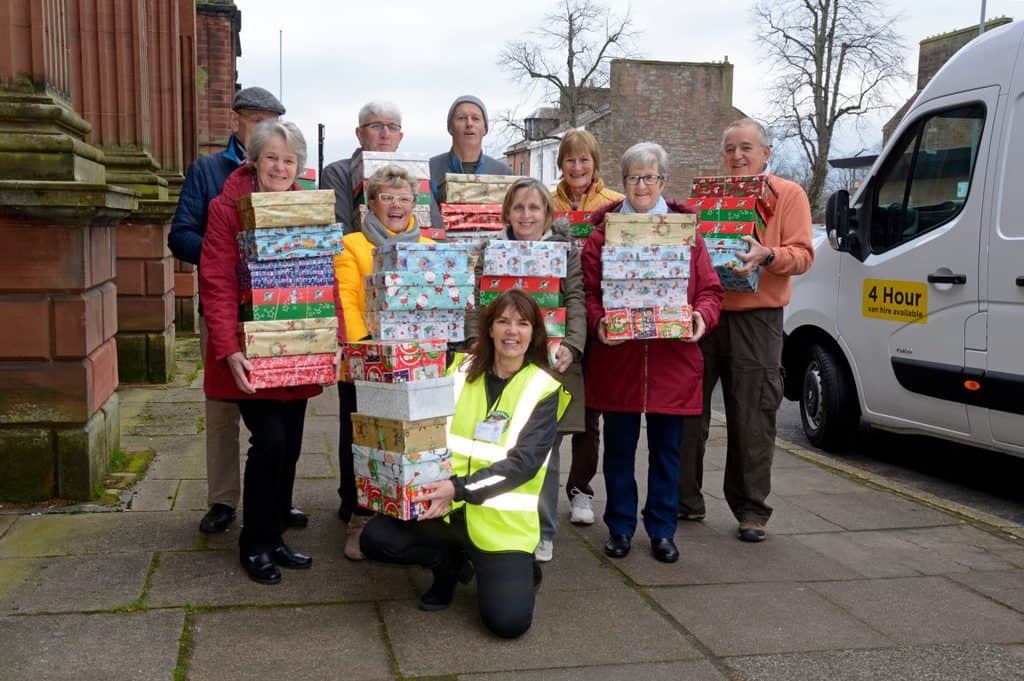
top-left (333, 218), bottom-right (432, 341)
top-left (552, 177), bottom-right (624, 212)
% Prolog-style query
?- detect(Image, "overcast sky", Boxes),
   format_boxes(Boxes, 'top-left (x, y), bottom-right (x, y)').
top-left (234, 0), bottom-right (1021, 171)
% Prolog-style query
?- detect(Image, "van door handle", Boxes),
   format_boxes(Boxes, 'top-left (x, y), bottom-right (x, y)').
top-left (927, 272), bottom-right (967, 285)
top-left (1017, 276), bottom-right (1024, 286)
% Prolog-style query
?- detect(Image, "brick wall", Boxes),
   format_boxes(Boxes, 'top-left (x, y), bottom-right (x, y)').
top-left (197, 2), bottom-right (240, 156)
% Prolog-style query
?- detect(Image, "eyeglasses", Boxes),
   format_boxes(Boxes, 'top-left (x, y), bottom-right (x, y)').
top-left (624, 174), bottom-right (664, 186)
top-left (362, 122), bottom-right (402, 133)
top-left (376, 193), bottom-right (415, 206)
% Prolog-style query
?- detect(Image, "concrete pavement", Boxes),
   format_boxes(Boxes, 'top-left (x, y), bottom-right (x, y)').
top-left (1, 337), bottom-right (1022, 680)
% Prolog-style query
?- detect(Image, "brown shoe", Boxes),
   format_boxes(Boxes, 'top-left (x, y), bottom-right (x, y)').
top-left (344, 514), bottom-right (370, 560)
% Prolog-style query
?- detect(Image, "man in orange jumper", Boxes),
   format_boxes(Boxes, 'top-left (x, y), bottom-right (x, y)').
top-left (678, 118), bottom-right (814, 542)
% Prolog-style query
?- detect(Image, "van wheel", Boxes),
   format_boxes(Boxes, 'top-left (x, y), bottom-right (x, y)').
top-left (800, 344), bottom-right (856, 452)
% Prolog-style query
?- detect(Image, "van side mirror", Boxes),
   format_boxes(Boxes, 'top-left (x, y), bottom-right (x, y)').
top-left (826, 190), bottom-right (850, 251)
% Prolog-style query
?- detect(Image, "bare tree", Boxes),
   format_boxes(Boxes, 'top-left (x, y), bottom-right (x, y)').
top-left (497, 0), bottom-right (637, 132)
top-left (755, 0), bottom-right (909, 210)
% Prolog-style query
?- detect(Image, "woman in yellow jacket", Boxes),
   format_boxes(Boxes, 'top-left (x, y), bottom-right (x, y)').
top-left (550, 129), bottom-right (623, 531)
top-left (334, 164), bottom-right (432, 559)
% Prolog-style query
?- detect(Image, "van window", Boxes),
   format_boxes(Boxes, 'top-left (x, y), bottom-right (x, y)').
top-left (870, 103), bottom-right (985, 253)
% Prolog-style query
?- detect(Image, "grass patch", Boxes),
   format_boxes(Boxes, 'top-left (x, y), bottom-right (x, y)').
top-left (196, 415), bottom-right (205, 434)
top-left (173, 604), bottom-right (197, 681)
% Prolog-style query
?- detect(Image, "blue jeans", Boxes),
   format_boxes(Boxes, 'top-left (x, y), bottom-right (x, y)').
top-left (602, 411), bottom-right (684, 540)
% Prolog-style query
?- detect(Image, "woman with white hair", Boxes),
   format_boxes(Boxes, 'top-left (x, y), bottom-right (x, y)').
top-left (579, 142), bottom-right (724, 564)
top-left (200, 120), bottom-right (320, 585)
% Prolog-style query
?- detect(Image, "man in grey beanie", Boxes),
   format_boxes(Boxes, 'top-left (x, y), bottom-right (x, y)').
top-left (169, 85), bottom-right (309, 535)
top-left (429, 94), bottom-right (513, 226)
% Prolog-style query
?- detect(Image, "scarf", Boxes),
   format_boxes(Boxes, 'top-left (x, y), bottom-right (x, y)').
top-left (619, 194), bottom-right (669, 215)
top-left (360, 210), bottom-right (419, 248)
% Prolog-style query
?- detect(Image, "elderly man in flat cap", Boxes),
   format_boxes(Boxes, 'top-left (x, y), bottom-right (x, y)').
top-left (169, 86), bottom-right (309, 536)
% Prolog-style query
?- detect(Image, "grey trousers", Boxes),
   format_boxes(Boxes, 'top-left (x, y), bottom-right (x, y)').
top-left (678, 307), bottom-right (785, 524)
top-left (538, 436), bottom-right (562, 542)
top-left (199, 316), bottom-right (242, 508)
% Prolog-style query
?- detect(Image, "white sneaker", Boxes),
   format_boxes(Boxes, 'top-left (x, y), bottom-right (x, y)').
top-left (534, 538), bottom-right (554, 562)
top-left (569, 488), bottom-right (595, 525)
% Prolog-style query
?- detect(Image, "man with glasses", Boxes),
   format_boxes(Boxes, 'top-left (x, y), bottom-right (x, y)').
top-left (677, 118), bottom-right (814, 543)
top-left (429, 95), bottom-right (513, 227)
top-left (169, 86), bottom-right (292, 535)
top-left (321, 101), bottom-right (405, 233)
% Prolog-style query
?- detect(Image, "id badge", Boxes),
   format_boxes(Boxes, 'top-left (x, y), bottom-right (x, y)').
top-left (474, 420), bottom-right (504, 444)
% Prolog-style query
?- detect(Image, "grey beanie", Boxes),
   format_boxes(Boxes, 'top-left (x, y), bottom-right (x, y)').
top-left (233, 86), bottom-right (286, 115)
top-left (447, 95), bottom-right (488, 133)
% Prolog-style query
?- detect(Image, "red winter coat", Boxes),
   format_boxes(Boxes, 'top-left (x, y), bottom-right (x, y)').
top-left (581, 200), bottom-right (723, 415)
top-left (199, 165), bottom-right (324, 402)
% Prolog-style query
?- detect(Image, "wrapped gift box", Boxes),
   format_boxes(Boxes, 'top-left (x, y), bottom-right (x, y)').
top-left (341, 340), bottom-right (447, 383)
top-left (542, 307), bottom-right (567, 338)
top-left (372, 242), bottom-right (473, 272)
top-left (690, 175), bottom-right (777, 218)
top-left (440, 203), bottom-right (504, 231)
top-left (604, 306), bottom-right (694, 341)
top-left (420, 227), bottom-right (446, 241)
top-left (241, 301), bottom-right (336, 321)
top-left (249, 353), bottom-right (337, 389)
top-left (442, 174), bottom-right (521, 204)
top-left (601, 278), bottom-right (688, 308)
top-left (366, 309), bottom-right (466, 342)
top-left (350, 151), bottom-right (430, 188)
top-left (238, 190), bottom-right (336, 229)
top-left (354, 376), bottom-right (455, 420)
top-left (351, 414), bottom-right (448, 452)
top-left (241, 284), bottom-right (335, 322)
top-left (554, 210), bottom-right (596, 239)
top-left (368, 270), bottom-right (475, 289)
top-left (238, 256), bottom-right (334, 289)
top-left (601, 245), bottom-right (691, 280)
top-left (706, 238), bottom-right (760, 292)
top-left (479, 275), bottom-right (560, 294)
top-left (698, 220), bottom-right (764, 242)
top-left (605, 213), bottom-right (697, 247)
top-left (689, 196), bottom-right (769, 225)
top-left (354, 445), bottom-right (452, 520)
top-left (547, 338), bottom-right (562, 365)
top-left (478, 289), bottom-right (562, 308)
top-left (237, 224), bottom-right (345, 262)
top-left (366, 284), bottom-right (475, 312)
top-left (483, 241), bottom-right (569, 278)
top-left (602, 244), bottom-right (692, 261)
top-left (239, 317), bottom-right (339, 358)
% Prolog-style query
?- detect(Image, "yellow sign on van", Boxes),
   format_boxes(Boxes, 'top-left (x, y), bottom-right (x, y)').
top-left (862, 279), bottom-right (928, 323)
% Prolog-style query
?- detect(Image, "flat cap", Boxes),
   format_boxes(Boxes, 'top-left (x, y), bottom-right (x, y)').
top-left (232, 86), bottom-right (286, 115)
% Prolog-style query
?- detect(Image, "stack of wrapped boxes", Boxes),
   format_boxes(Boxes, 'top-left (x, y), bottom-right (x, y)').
top-left (350, 151), bottom-right (443, 239)
top-left (345, 242), bottom-right (478, 520)
top-left (480, 239), bottom-right (569, 362)
top-left (235, 189), bottom-right (344, 389)
top-left (689, 175), bottom-right (777, 292)
top-left (600, 213), bottom-right (697, 341)
top-left (440, 173), bottom-right (520, 252)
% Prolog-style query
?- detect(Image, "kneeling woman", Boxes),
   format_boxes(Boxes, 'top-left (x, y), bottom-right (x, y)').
top-left (361, 290), bottom-right (569, 638)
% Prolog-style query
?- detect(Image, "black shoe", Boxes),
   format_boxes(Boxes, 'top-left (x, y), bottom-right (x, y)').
top-left (286, 507), bottom-right (309, 529)
top-left (677, 510), bottom-right (706, 521)
top-left (651, 537), bottom-right (680, 563)
top-left (240, 551), bottom-right (281, 584)
top-left (457, 557), bottom-right (475, 585)
top-left (533, 561), bottom-right (543, 589)
top-left (199, 504), bottom-right (236, 534)
top-left (271, 543), bottom-right (312, 569)
top-left (737, 522), bottom-right (767, 543)
top-left (418, 575), bottom-right (457, 611)
top-left (603, 534), bottom-right (631, 558)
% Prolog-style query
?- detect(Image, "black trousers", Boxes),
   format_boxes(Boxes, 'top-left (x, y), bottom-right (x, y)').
top-left (361, 510), bottom-right (536, 638)
top-left (336, 381), bottom-right (372, 520)
top-left (236, 398), bottom-right (307, 553)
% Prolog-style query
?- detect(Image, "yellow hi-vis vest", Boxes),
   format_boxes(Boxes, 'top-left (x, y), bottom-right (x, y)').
top-left (446, 356), bottom-right (570, 553)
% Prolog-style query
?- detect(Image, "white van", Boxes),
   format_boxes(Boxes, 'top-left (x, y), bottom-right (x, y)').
top-left (782, 19), bottom-right (1024, 457)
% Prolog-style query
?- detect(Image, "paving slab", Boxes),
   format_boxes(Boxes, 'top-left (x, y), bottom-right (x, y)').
top-left (650, 582), bottom-right (891, 655)
top-left (129, 479), bottom-right (180, 511)
top-left (119, 386), bottom-right (204, 405)
top-left (174, 479), bottom-right (209, 511)
top-left (0, 609), bottom-right (184, 681)
top-left (697, 493), bottom-right (844, 537)
top-left (771, 465), bottom-right (885, 496)
top-left (0, 552), bottom-right (152, 614)
top-left (812, 575), bottom-right (1024, 644)
top-left (785, 490), bottom-right (958, 530)
top-left (0, 515), bottom-right (15, 535)
top-left (727, 643), bottom-right (1024, 681)
top-left (120, 434), bottom-right (205, 461)
top-left (461, 660), bottom-right (727, 680)
top-left (533, 532), bottom-right (626, 592)
top-left (307, 389), bottom-right (340, 417)
top-left (795, 527), bottom-right (1020, 578)
top-left (146, 549), bottom-right (413, 607)
top-left (292, 477), bottom-right (346, 510)
top-left (295, 451), bottom-right (335, 478)
top-left (382, 583), bottom-right (701, 677)
top-left (188, 604), bottom-right (394, 681)
top-left (124, 401), bottom-right (205, 436)
top-left (145, 449), bottom-right (207, 480)
top-left (301, 415), bottom-right (337, 453)
top-left (951, 570), bottom-right (1024, 613)
top-left (0, 512), bottom-right (199, 558)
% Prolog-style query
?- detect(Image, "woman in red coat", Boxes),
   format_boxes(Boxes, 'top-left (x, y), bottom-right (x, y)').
top-left (200, 120), bottom-right (323, 585)
top-left (580, 142), bottom-right (724, 563)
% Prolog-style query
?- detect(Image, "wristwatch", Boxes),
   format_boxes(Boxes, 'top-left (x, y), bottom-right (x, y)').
top-left (762, 248), bottom-right (775, 267)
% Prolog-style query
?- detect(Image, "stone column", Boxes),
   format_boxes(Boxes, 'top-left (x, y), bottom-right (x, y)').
top-left (0, 0), bottom-right (136, 501)
top-left (196, 0), bottom-right (240, 156)
top-left (147, 0), bottom-right (185, 198)
top-left (70, 0), bottom-right (177, 384)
